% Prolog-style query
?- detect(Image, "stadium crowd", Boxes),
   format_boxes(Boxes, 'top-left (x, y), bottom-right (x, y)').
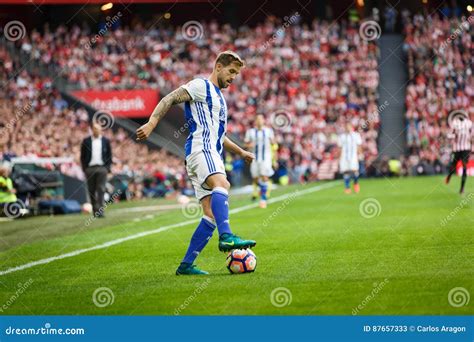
top-left (403, 14), bottom-right (474, 174)
top-left (0, 47), bottom-right (186, 200)
top-left (5, 11), bottom-right (472, 200)
top-left (17, 16), bottom-right (381, 182)
top-left (5, 11), bottom-right (472, 204)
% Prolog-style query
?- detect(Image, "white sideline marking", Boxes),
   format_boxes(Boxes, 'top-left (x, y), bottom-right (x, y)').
top-left (114, 204), bottom-right (182, 213)
top-left (0, 182), bottom-right (337, 276)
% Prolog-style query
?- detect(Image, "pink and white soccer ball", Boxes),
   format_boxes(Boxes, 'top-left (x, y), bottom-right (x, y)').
top-left (226, 249), bottom-right (257, 274)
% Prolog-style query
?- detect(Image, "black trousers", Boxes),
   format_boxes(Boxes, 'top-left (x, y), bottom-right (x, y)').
top-left (85, 165), bottom-right (108, 213)
top-left (447, 150), bottom-right (471, 193)
top-left (448, 151), bottom-right (470, 175)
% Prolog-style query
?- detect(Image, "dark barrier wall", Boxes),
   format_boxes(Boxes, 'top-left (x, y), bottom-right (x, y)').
top-left (63, 174), bottom-right (88, 205)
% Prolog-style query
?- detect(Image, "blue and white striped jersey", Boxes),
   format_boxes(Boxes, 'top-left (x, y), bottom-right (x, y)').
top-left (338, 131), bottom-right (362, 163)
top-left (181, 78), bottom-right (228, 158)
top-left (245, 127), bottom-right (274, 163)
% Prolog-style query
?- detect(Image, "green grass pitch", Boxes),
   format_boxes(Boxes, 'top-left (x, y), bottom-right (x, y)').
top-left (0, 176), bottom-right (472, 315)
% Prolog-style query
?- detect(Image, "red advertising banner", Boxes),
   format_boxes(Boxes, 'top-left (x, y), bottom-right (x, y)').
top-left (456, 160), bottom-right (474, 176)
top-left (72, 89), bottom-right (159, 118)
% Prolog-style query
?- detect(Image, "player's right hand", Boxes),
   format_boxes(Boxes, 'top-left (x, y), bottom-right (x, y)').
top-left (241, 150), bottom-right (255, 164)
top-left (136, 122), bottom-right (154, 141)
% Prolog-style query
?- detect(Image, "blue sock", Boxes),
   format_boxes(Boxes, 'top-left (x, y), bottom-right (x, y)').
top-left (343, 174), bottom-right (350, 189)
top-left (211, 187), bottom-right (232, 237)
top-left (353, 172), bottom-right (359, 184)
top-left (181, 216), bottom-right (216, 265)
top-left (259, 181), bottom-right (268, 200)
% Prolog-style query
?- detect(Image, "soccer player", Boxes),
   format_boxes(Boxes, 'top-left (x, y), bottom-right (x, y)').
top-left (338, 123), bottom-right (362, 194)
top-left (244, 114), bottom-right (276, 208)
top-left (136, 51), bottom-right (256, 275)
top-left (445, 115), bottom-right (472, 194)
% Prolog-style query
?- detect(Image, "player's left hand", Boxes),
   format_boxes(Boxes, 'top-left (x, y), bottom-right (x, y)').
top-left (136, 122), bottom-right (154, 141)
top-left (240, 150), bottom-right (255, 164)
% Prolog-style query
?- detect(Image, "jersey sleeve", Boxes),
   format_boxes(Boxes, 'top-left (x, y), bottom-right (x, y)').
top-left (355, 133), bottom-right (362, 145)
top-left (181, 78), bottom-right (206, 102)
top-left (268, 128), bottom-right (275, 140)
top-left (244, 129), bottom-right (253, 143)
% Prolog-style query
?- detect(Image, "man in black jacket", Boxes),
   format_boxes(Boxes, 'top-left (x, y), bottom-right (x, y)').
top-left (81, 121), bottom-right (112, 217)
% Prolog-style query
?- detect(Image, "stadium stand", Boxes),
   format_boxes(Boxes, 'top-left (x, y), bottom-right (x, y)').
top-left (15, 17), bottom-right (381, 181)
top-left (0, 46), bottom-right (186, 200)
top-left (403, 14), bottom-right (473, 175)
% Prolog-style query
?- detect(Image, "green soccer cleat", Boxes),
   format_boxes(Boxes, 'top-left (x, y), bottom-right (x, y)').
top-left (175, 263), bottom-right (209, 275)
top-left (218, 233), bottom-right (256, 252)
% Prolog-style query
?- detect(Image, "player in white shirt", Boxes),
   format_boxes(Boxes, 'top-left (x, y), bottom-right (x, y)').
top-left (244, 114), bottom-right (276, 208)
top-left (445, 115), bottom-right (472, 194)
top-left (136, 51), bottom-right (256, 275)
top-left (338, 123), bottom-right (362, 194)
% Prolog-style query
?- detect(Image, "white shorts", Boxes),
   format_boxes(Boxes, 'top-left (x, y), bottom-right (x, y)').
top-left (186, 150), bottom-right (226, 200)
top-left (339, 158), bottom-right (359, 173)
top-left (250, 160), bottom-right (274, 179)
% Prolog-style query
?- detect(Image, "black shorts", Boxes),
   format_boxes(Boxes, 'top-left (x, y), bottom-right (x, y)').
top-left (451, 150), bottom-right (471, 165)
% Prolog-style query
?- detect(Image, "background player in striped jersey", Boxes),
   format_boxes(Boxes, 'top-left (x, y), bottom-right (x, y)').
top-left (136, 51), bottom-right (256, 275)
top-left (338, 123), bottom-right (362, 194)
top-left (244, 114), bottom-right (276, 208)
top-left (445, 114), bottom-right (472, 194)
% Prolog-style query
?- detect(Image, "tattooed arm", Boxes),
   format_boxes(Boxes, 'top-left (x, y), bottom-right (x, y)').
top-left (136, 87), bottom-right (192, 141)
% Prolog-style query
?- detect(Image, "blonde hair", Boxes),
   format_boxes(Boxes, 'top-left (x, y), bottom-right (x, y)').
top-left (215, 50), bottom-right (245, 67)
